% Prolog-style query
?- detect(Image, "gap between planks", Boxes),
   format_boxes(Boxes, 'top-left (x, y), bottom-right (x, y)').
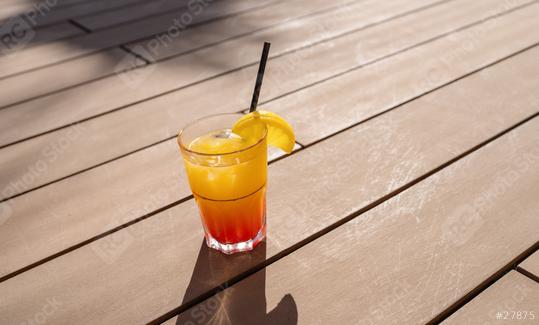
top-left (67, 19), bottom-right (92, 33)
top-left (119, 45), bottom-right (151, 64)
top-left (516, 266), bottom-right (539, 284)
top-left (427, 242), bottom-right (539, 324)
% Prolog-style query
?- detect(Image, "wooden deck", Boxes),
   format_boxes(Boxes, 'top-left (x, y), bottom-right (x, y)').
top-left (1, 0), bottom-right (538, 324)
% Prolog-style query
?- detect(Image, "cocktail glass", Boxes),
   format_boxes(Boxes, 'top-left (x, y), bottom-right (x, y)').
top-left (178, 113), bottom-right (267, 254)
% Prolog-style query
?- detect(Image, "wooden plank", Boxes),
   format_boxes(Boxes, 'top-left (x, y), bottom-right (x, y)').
top-left (0, 38), bottom-right (538, 324)
top-left (519, 252), bottom-right (539, 280)
top-left (443, 272), bottom-right (539, 324)
top-left (171, 120), bottom-right (539, 325)
top-left (0, 0), bottom-right (145, 28)
top-left (0, 22), bottom-right (83, 54)
top-left (23, 22), bottom-right (82, 45)
top-left (0, 0), bottom-right (535, 198)
top-left (0, 48), bottom-right (146, 108)
top-left (0, 0), bottom-right (487, 147)
top-left (75, 0), bottom-right (193, 30)
top-left (0, 0), bottom-right (277, 78)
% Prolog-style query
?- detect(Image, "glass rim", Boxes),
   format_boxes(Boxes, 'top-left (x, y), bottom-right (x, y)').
top-left (178, 112), bottom-right (268, 156)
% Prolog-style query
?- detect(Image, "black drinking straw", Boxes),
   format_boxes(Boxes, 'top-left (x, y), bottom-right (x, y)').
top-left (249, 42), bottom-right (271, 112)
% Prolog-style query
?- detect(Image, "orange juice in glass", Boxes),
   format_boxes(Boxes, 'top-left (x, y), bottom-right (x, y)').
top-left (178, 113), bottom-right (268, 254)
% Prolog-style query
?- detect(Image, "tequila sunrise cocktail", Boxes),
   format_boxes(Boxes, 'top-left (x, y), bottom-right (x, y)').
top-left (179, 113), bottom-right (268, 254)
top-left (178, 111), bottom-right (294, 254)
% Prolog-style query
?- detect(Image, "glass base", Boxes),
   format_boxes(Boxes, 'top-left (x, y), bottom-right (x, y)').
top-left (205, 226), bottom-right (266, 255)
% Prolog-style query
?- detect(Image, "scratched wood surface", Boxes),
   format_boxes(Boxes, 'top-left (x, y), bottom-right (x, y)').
top-left (442, 271), bottom-right (539, 324)
top-left (0, 0), bottom-right (538, 324)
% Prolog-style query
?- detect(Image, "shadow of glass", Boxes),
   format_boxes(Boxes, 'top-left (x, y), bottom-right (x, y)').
top-left (176, 240), bottom-right (298, 325)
